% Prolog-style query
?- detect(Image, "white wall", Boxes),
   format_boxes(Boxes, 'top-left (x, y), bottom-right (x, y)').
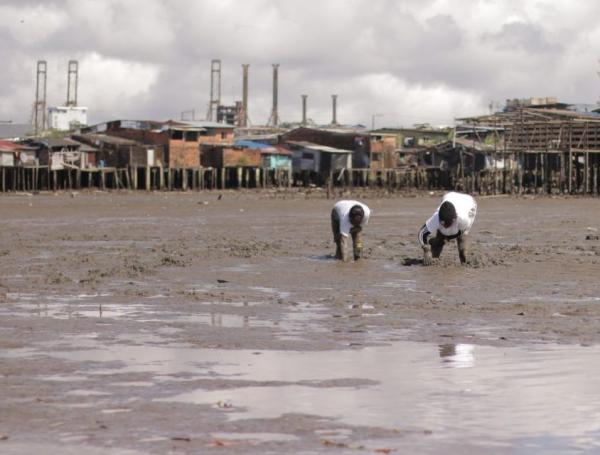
top-left (47, 106), bottom-right (88, 131)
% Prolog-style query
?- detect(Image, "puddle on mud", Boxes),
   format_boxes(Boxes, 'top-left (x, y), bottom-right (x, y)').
top-left (1, 301), bottom-right (146, 320)
top-left (2, 292), bottom-right (327, 334)
top-left (161, 343), bottom-right (600, 452)
top-left (213, 263), bottom-right (259, 273)
top-left (210, 432), bottom-right (299, 443)
top-left (249, 286), bottom-right (291, 299)
top-left (498, 295), bottom-right (600, 304)
top-left (7, 338), bottom-right (600, 451)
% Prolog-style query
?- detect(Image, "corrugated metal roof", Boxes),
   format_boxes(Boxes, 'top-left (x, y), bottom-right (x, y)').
top-left (0, 140), bottom-right (18, 152)
top-left (0, 140), bottom-right (37, 153)
top-left (73, 133), bottom-right (138, 146)
top-left (165, 120), bottom-right (234, 130)
top-left (68, 138), bottom-right (100, 152)
top-left (286, 141), bottom-right (354, 154)
top-left (32, 137), bottom-right (81, 148)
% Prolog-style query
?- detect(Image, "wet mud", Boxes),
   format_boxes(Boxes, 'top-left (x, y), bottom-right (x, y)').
top-left (1, 190), bottom-right (600, 454)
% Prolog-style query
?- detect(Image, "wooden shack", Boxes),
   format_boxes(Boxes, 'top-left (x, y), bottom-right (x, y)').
top-left (72, 133), bottom-right (164, 168)
top-left (281, 127), bottom-right (370, 167)
top-left (0, 141), bottom-right (17, 167)
top-left (233, 140), bottom-right (292, 169)
top-left (287, 140), bottom-right (353, 183)
top-left (201, 144), bottom-right (261, 168)
top-left (369, 132), bottom-right (398, 169)
top-left (85, 119), bottom-right (234, 168)
top-left (31, 137), bottom-right (82, 170)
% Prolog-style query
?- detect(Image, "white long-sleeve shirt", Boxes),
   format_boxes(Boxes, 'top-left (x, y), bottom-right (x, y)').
top-left (419, 192), bottom-right (477, 247)
top-left (333, 200), bottom-right (371, 237)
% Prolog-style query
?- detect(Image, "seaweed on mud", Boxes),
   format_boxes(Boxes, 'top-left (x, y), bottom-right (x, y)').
top-left (159, 255), bottom-right (190, 267)
top-left (45, 271), bottom-right (73, 284)
top-left (78, 256), bottom-right (155, 285)
top-left (208, 238), bottom-right (283, 258)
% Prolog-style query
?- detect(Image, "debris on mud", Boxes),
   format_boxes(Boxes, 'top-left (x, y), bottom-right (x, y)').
top-left (401, 257), bottom-right (422, 266)
top-left (321, 439), bottom-right (365, 449)
top-left (171, 436), bottom-right (191, 442)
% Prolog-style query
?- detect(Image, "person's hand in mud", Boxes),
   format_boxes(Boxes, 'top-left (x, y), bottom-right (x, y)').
top-left (422, 244), bottom-right (433, 266)
top-left (350, 226), bottom-right (363, 261)
top-left (348, 206), bottom-right (364, 262)
top-left (457, 234), bottom-right (468, 265)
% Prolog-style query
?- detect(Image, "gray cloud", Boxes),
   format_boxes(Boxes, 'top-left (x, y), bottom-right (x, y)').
top-left (1, 0), bottom-right (599, 127)
top-left (483, 21), bottom-right (563, 53)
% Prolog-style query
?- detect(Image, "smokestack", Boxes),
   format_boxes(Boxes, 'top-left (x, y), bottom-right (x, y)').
top-left (331, 94), bottom-right (338, 125)
top-left (267, 64), bottom-right (280, 127)
top-left (33, 60), bottom-right (47, 135)
top-left (66, 60), bottom-right (78, 107)
top-left (241, 64), bottom-right (249, 127)
top-left (301, 95), bottom-right (307, 126)
top-left (207, 59), bottom-right (221, 121)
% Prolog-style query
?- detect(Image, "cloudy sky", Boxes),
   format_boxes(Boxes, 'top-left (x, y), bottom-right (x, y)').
top-left (1, 0), bottom-right (599, 128)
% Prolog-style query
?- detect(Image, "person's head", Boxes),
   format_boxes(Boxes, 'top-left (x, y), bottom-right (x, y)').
top-left (438, 201), bottom-right (456, 228)
top-left (349, 204), bottom-right (364, 227)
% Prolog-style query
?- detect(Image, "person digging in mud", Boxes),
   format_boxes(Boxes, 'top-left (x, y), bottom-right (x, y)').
top-left (418, 191), bottom-right (477, 266)
top-left (331, 200), bottom-right (371, 262)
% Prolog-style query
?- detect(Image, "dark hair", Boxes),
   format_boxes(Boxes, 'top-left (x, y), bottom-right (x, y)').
top-left (349, 205), bottom-right (364, 220)
top-left (439, 201), bottom-right (456, 226)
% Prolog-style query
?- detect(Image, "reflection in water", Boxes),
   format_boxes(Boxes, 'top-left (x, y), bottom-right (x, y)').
top-left (37, 338), bottom-right (600, 452)
top-left (209, 313), bottom-right (250, 328)
top-left (7, 336), bottom-right (600, 452)
top-left (439, 343), bottom-right (475, 368)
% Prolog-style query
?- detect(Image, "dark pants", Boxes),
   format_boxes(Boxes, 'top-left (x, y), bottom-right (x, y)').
top-left (331, 209), bottom-right (363, 261)
top-left (429, 232), bottom-right (468, 264)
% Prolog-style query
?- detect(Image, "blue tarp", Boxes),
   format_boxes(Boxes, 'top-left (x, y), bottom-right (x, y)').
top-left (234, 140), bottom-right (271, 149)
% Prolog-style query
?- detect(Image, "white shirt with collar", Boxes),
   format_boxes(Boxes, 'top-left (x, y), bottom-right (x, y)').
top-left (333, 200), bottom-right (371, 237)
top-left (420, 192), bottom-right (477, 245)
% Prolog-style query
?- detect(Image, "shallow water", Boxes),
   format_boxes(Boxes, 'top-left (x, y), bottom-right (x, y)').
top-left (157, 342), bottom-right (600, 451)
top-left (7, 337), bottom-right (599, 453)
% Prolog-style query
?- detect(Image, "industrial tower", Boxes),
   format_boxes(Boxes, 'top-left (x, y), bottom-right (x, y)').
top-left (240, 64), bottom-right (250, 127)
top-left (207, 59), bottom-right (221, 121)
top-left (267, 64), bottom-right (280, 127)
top-left (33, 60), bottom-right (47, 135)
top-left (331, 94), bottom-right (338, 126)
top-left (301, 95), bottom-right (308, 126)
top-left (66, 60), bottom-right (78, 106)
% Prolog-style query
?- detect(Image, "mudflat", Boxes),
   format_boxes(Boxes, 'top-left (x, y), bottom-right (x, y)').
top-left (1, 190), bottom-right (600, 454)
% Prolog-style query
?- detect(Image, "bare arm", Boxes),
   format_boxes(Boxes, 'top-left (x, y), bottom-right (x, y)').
top-left (419, 225), bottom-right (433, 266)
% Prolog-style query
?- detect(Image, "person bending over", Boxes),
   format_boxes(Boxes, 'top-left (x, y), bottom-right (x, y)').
top-left (418, 192), bottom-right (477, 266)
top-left (331, 200), bottom-right (371, 262)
